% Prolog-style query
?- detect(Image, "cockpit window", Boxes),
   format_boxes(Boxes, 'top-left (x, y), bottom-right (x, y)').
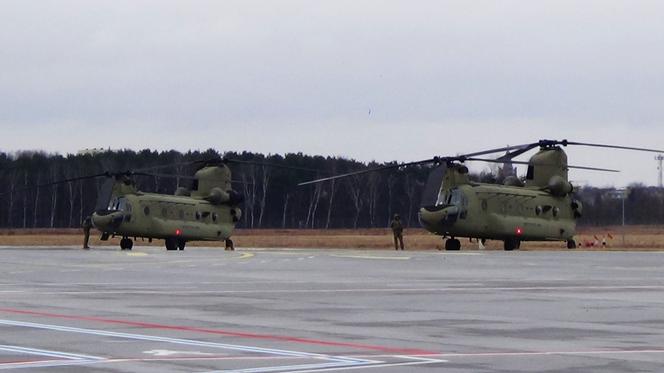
top-left (526, 165), bottom-right (534, 180)
top-left (437, 189), bottom-right (464, 207)
top-left (107, 197), bottom-right (131, 211)
top-left (449, 189), bottom-right (464, 206)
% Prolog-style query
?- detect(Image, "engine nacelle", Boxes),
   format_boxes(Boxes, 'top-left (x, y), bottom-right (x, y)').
top-left (206, 187), bottom-right (231, 204)
top-left (548, 175), bottom-right (573, 197)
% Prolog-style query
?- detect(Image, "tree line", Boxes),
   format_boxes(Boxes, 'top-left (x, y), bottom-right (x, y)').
top-left (0, 149), bottom-right (661, 229)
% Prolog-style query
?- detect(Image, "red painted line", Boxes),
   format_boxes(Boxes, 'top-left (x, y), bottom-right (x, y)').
top-left (0, 308), bottom-right (434, 355)
top-left (0, 359), bottom-right (49, 364)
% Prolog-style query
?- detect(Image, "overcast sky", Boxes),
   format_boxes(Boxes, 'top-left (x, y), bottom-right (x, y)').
top-left (2, 0), bottom-right (664, 187)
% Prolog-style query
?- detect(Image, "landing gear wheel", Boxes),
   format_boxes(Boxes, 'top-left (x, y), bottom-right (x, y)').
top-left (504, 239), bottom-right (520, 251)
top-left (444, 238), bottom-right (461, 251)
top-left (165, 238), bottom-right (178, 251)
top-left (120, 237), bottom-right (133, 250)
top-left (177, 239), bottom-right (186, 250)
top-left (567, 239), bottom-right (577, 249)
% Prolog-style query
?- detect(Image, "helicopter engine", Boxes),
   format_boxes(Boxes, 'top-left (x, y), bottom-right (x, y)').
top-left (548, 175), bottom-right (573, 197)
top-left (206, 187), bottom-right (231, 204)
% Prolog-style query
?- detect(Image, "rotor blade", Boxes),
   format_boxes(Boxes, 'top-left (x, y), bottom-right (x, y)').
top-left (563, 141), bottom-right (664, 154)
top-left (133, 159), bottom-right (201, 173)
top-left (132, 172), bottom-right (196, 180)
top-left (495, 144), bottom-right (540, 161)
top-left (0, 172), bottom-right (110, 196)
top-left (297, 158), bottom-right (438, 186)
top-left (222, 158), bottom-right (324, 173)
top-left (464, 157), bottom-right (620, 172)
top-left (459, 143), bottom-right (538, 159)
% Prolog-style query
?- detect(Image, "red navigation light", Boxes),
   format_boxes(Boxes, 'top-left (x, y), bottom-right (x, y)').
top-left (516, 227), bottom-right (523, 235)
top-left (175, 229), bottom-right (182, 236)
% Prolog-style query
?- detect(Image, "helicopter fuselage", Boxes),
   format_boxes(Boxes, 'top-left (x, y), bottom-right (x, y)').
top-left (92, 192), bottom-right (241, 242)
top-left (418, 182), bottom-right (576, 242)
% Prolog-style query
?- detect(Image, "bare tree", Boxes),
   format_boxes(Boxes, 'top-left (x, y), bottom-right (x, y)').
top-left (385, 173), bottom-right (397, 226)
top-left (346, 176), bottom-right (364, 228)
top-left (403, 174), bottom-right (416, 227)
top-left (305, 183), bottom-right (322, 228)
top-left (22, 171), bottom-right (28, 228)
top-left (241, 168), bottom-right (257, 228)
top-left (257, 165), bottom-right (270, 228)
top-left (7, 171), bottom-right (16, 227)
top-left (32, 173), bottom-right (41, 228)
top-left (366, 173), bottom-right (381, 227)
top-left (324, 179), bottom-right (338, 229)
top-left (49, 166), bottom-right (58, 228)
top-left (281, 193), bottom-right (290, 228)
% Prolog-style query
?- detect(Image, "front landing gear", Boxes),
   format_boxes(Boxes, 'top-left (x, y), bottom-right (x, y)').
top-left (165, 238), bottom-right (178, 251)
top-left (567, 239), bottom-right (577, 249)
top-left (444, 238), bottom-right (461, 251)
top-left (504, 239), bottom-right (521, 251)
top-left (120, 237), bottom-right (133, 250)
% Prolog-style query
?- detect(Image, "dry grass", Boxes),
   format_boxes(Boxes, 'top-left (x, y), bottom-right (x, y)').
top-left (1, 226), bottom-right (664, 250)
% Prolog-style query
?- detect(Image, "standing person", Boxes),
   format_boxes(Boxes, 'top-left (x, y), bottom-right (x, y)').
top-left (390, 214), bottom-right (405, 250)
top-left (225, 238), bottom-right (235, 251)
top-left (82, 215), bottom-right (92, 250)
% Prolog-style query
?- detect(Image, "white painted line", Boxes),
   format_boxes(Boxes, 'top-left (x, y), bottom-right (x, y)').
top-left (4, 284), bottom-right (664, 296)
top-left (0, 319), bottom-right (374, 371)
top-left (0, 345), bottom-right (103, 361)
top-left (330, 254), bottom-right (410, 260)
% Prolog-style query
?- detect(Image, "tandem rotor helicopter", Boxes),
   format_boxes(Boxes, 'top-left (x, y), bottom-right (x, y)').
top-left (11, 157), bottom-right (314, 251)
top-left (300, 139), bottom-right (664, 251)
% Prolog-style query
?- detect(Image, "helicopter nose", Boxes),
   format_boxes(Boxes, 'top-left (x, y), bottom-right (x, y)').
top-left (91, 210), bottom-right (125, 231)
top-left (418, 205), bottom-right (460, 231)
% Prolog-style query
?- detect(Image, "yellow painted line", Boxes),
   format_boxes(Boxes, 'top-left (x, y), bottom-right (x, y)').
top-left (235, 253), bottom-right (255, 260)
top-left (126, 252), bottom-right (148, 257)
top-left (330, 254), bottom-right (410, 260)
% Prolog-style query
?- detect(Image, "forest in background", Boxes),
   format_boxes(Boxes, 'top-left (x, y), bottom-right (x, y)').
top-left (0, 149), bottom-right (662, 229)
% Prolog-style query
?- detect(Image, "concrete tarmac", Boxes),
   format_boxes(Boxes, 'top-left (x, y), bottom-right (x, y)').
top-left (0, 246), bottom-right (663, 372)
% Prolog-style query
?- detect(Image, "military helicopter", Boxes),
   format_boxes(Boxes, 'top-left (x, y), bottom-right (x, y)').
top-left (14, 157), bottom-right (313, 251)
top-left (300, 140), bottom-right (664, 251)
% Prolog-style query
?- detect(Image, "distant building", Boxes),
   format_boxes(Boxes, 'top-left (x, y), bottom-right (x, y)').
top-left (77, 148), bottom-right (108, 155)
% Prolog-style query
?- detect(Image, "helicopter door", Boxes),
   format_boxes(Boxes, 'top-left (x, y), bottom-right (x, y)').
top-left (421, 164), bottom-right (447, 207)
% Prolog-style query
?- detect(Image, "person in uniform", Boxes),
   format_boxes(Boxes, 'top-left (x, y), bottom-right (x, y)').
top-left (225, 238), bottom-right (235, 251)
top-left (82, 215), bottom-right (92, 250)
top-left (390, 214), bottom-right (405, 250)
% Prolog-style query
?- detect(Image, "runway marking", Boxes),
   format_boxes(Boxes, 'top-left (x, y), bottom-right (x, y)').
top-left (4, 284), bottom-right (664, 296)
top-left (236, 253), bottom-right (255, 260)
top-left (0, 319), bottom-right (444, 371)
top-left (330, 254), bottom-right (410, 260)
top-left (0, 344), bottom-right (104, 370)
top-left (427, 348), bottom-right (664, 358)
top-left (0, 308), bottom-right (434, 355)
top-left (126, 252), bottom-right (148, 257)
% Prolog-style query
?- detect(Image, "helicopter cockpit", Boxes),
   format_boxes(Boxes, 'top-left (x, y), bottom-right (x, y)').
top-left (437, 188), bottom-right (465, 208)
top-left (107, 197), bottom-right (132, 212)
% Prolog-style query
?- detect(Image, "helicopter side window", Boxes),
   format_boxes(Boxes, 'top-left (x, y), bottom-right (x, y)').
top-left (526, 165), bottom-right (534, 180)
top-left (191, 179), bottom-right (199, 191)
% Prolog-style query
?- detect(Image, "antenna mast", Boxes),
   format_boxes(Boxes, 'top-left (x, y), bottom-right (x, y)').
top-left (656, 154), bottom-right (664, 188)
